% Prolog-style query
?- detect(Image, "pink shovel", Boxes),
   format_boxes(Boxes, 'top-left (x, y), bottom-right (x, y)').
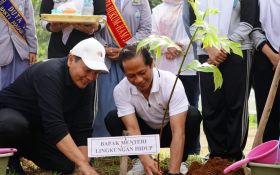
top-left (0, 148), bottom-right (17, 154)
top-left (224, 140), bottom-right (279, 174)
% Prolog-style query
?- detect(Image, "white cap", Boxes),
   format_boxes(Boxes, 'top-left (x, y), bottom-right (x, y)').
top-left (70, 38), bottom-right (108, 73)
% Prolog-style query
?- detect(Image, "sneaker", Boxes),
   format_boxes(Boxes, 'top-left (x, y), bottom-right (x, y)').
top-left (127, 158), bottom-right (145, 175)
top-left (180, 162), bottom-right (188, 175)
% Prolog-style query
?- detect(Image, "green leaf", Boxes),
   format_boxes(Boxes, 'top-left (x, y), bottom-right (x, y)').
top-left (229, 41), bottom-right (243, 57)
top-left (186, 60), bottom-right (223, 90)
top-left (156, 47), bottom-right (161, 59)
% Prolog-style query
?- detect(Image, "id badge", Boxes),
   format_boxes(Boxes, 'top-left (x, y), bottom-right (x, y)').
top-left (132, 0), bottom-right (141, 6)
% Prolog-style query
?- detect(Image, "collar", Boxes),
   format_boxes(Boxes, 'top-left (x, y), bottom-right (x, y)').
top-left (130, 68), bottom-right (160, 95)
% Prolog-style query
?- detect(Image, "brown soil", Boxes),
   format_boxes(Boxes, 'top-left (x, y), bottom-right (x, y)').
top-left (186, 157), bottom-right (245, 175)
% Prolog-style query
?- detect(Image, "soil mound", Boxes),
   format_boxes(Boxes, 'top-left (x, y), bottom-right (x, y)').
top-left (187, 157), bottom-right (245, 175)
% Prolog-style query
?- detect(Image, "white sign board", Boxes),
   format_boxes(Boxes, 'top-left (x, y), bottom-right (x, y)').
top-left (88, 134), bottom-right (160, 157)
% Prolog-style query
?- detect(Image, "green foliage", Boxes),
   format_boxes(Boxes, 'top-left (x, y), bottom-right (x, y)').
top-left (136, 35), bottom-right (181, 59)
top-left (186, 60), bottom-right (223, 90)
top-left (137, 0), bottom-right (244, 90)
top-left (32, 0), bottom-right (49, 61)
top-left (190, 0), bottom-right (243, 57)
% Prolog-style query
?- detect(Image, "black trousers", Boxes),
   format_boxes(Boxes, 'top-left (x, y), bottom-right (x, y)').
top-left (104, 106), bottom-right (202, 161)
top-left (0, 108), bottom-right (74, 174)
top-left (199, 51), bottom-right (251, 160)
top-left (252, 50), bottom-right (280, 141)
top-left (179, 75), bottom-right (201, 154)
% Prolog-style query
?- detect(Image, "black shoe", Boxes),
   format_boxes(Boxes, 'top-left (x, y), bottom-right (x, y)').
top-left (7, 156), bottom-right (25, 175)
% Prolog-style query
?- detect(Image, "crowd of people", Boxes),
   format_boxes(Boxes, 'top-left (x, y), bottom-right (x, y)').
top-left (0, 0), bottom-right (279, 175)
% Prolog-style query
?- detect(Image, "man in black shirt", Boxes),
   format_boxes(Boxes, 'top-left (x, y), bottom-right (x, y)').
top-left (0, 38), bottom-right (108, 175)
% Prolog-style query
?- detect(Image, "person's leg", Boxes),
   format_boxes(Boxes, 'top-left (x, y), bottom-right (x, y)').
top-left (198, 55), bottom-right (228, 159)
top-left (0, 48), bottom-right (29, 90)
top-left (252, 50), bottom-right (280, 141)
top-left (160, 106), bottom-right (202, 161)
top-left (22, 131), bottom-right (75, 174)
top-left (0, 108), bottom-right (29, 174)
top-left (105, 110), bottom-right (157, 175)
top-left (223, 51), bottom-right (251, 160)
top-left (179, 75), bottom-right (201, 154)
top-left (0, 108), bottom-right (29, 147)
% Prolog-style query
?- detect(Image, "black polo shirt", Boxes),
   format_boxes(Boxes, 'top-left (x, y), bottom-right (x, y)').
top-left (0, 58), bottom-right (94, 146)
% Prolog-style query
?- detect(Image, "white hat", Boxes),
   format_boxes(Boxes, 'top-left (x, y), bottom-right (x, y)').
top-left (70, 38), bottom-right (108, 73)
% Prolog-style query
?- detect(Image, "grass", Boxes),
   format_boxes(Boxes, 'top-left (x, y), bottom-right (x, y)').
top-left (17, 149), bottom-right (204, 175)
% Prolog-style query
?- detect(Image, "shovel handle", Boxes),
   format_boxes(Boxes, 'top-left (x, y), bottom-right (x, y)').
top-left (224, 158), bottom-right (250, 174)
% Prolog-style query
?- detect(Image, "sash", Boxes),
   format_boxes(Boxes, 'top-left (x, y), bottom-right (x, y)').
top-left (106, 0), bottom-right (132, 48)
top-left (0, 0), bottom-right (27, 43)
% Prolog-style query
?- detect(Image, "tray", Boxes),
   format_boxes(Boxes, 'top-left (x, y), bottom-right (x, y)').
top-left (40, 14), bottom-right (104, 23)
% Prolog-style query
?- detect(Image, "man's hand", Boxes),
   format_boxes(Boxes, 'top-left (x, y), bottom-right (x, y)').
top-left (166, 47), bottom-right (181, 60)
top-left (73, 163), bottom-right (99, 175)
top-left (29, 53), bottom-right (36, 65)
top-left (105, 47), bottom-right (122, 60)
top-left (74, 22), bottom-right (99, 35)
top-left (204, 47), bottom-right (227, 66)
top-left (139, 156), bottom-right (162, 175)
top-left (49, 22), bottom-right (71, 32)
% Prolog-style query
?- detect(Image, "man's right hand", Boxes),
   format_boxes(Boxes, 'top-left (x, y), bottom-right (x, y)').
top-left (74, 163), bottom-right (99, 175)
top-left (139, 156), bottom-right (162, 175)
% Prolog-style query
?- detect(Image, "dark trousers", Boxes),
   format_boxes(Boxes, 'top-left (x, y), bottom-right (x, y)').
top-left (179, 75), bottom-right (201, 154)
top-left (252, 50), bottom-right (280, 141)
top-left (0, 108), bottom-right (74, 174)
top-left (199, 51), bottom-right (251, 160)
top-left (104, 106), bottom-right (202, 161)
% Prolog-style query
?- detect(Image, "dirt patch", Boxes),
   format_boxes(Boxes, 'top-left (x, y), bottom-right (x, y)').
top-left (186, 157), bottom-right (244, 175)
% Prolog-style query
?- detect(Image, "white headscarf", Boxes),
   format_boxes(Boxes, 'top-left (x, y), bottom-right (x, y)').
top-left (152, 0), bottom-right (196, 75)
top-left (259, 0), bottom-right (280, 51)
top-left (199, 0), bottom-right (234, 36)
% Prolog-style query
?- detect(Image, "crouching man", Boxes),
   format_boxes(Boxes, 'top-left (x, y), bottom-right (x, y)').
top-left (0, 38), bottom-right (108, 175)
top-left (105, 45), bottom-right (202, 175)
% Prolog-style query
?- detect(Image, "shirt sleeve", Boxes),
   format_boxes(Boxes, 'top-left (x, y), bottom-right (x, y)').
top-left (25, 0), bottom-right (38, 54)
top-left (250, 2), bottom-right (267, 51)
top-left (33, 75), bottom-right (69, 145)
top-left (113, 84), bottom-right (135, 117)
top-left (168, 78), bottom-right (189, 117)
top-left (93, 0), bottom-right (106, 30)
top-left (69, 84), bottom-right (94, 146)
top-left (229, 0), bottom-right (256, 44)
top-left (39, 0), bottom-right (54, 30)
